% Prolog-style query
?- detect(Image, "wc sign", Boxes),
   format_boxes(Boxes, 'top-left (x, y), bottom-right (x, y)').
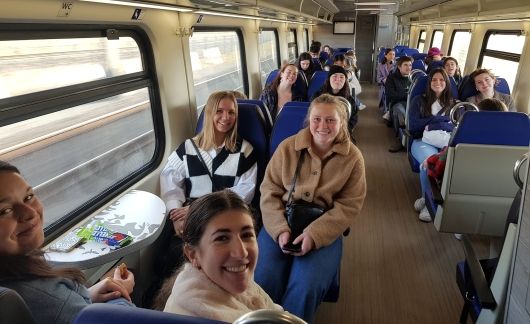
top-left (58, 2), bottom-right (73, 17)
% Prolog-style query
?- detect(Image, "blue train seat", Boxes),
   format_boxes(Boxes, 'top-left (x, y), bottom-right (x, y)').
top-left (456, 222), bottom-right (517, 323)
top-left (412, 59), bottom-right (426, 72)
top-left (404, 74), bottom-right (429, 172)
top-left (401, 48), bottom-right (419, 57)
top-left (459, 76), bottom-right (510, 101)
top-left (426, 60), bottom-right (444, 74)
top-left (268, 103), bottom-right (341, 303)
top-left (196, 103), bottom-right (269, 211)
top-left (264, 69), bottom-right (279, 87)
top-left (269, 105), bottom-right (308, 158)
top-left (319, 51), bottom-right (329, 63)
top-left (393, 45), bottom-right (409, 57)
top-left (307, 70), bottom-right (328, 99)
top-left (430, 111), bottom-right (530, 236)
top-left (412, 53), bottom-right (428, 61)
top-left (0, 286), bottom-right (35, 324)
top-left (73, 303), bottom-right (227, 324)
top-left (237, 99), bottom-right (272, 135)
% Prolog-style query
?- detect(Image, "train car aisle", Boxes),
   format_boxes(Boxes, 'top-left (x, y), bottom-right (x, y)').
top-left (313, 84), bottom-right (474, 323)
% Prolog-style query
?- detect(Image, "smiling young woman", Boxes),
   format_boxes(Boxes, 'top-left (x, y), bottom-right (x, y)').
top-left (163, 190), bottom-right (281, 322)
top-left (255, 94), bottom-right (366, 323)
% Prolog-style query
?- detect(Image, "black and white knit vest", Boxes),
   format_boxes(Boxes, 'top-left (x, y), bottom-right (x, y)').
top-left (176, 137), bottom-right (256, 199)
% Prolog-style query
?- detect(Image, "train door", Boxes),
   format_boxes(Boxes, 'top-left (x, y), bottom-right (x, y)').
top-left (355, 14), bottom-right (377, 82)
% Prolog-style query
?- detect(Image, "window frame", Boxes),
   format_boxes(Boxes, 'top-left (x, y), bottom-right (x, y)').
top-left (448, 29), bottom-right (471, 56)
top-left (304, 28), bottom-right (309, 53)
top-left (190, 27), bottom-right (249, 99)
top-left (478, 30), bottom-right (523, 67)
top-left (261, 27), bottom-right (280, 69)
top-left (430, 29), bottom-right (444, 49)
top-left (288, 28), bottom-right (298, 62)
top-left (417, 29), bottom-right (426, 51)
top-left (0, 24), bottom-right (164, 241)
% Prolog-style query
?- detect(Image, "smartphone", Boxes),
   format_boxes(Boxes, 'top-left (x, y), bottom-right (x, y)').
top-left (49, 232), bottom-right (84, 253)
top-left (282, 241), bottom-right (301, 253)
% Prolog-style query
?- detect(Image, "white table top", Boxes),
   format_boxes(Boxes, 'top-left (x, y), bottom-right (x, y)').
top-left (45, 190), bottom-right (166, 269)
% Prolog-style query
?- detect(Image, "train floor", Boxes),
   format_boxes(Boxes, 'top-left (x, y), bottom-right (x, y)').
top-left (313, 84), bottom-right (488, 324)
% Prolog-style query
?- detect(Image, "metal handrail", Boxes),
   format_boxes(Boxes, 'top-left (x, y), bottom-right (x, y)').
top-left (449, 101), bottom-right (479, 125)
top-left (513, 153), bottom-right (528, 189)
top-left (233, 309), bottom-right (307, 324)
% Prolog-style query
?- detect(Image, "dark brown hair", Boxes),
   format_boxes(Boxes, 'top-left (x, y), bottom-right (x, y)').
top-left (421, 68), bottom-right (455, 117)
top-left (182, 189), bottom-right (254, 247)
top-left (0, 161), bottom-right (86, 283)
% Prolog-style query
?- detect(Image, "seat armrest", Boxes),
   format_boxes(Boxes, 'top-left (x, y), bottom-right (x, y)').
top-left (461, 235), bottom-right (496, 309)
top-left (428, 175), bottom-right (443, 205)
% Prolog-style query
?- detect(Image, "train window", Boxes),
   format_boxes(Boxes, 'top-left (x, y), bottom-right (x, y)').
top-left (0, 26), bottom-right (161, 236)
top-left (303, 28), bottom-right (309, 53)
top-left (430, 30), bottom-right (443, 50)
top-left (449, 30), bottom-right (471, 70)
top-left (258, 29), bottom-right (280, 87)
top-left (417, 30), bottom-right (426, 52)
top-left (0, 37), bottom-right (142, 98)
top-left (479, 31), bottom-right (524, 90)
top-left (189, 30), bottom-right (246, 110)
top-left (288, 29), bottom-right (298, 63)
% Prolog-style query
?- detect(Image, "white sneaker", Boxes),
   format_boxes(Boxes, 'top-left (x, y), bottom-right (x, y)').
top-left (414, 197), bottom-right (425, 212)
top-left (359, 103), bottom-right (367, 110)
top-left (419, 207), bottom-right (432, 222)
top-left (454, 233), bottom-right (463, 240)
top-left (382, 111), bottom-right (390, 120)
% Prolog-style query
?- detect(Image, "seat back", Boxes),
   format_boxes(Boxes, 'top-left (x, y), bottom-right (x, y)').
top-left (196, 103), bottom-right (269, 210)
top-left (269, 105), bottom-right (308, 157)
top-left (412, 59), bottom-right (426, 72)
top-left (405, 74), bottom-right (429, 172)
top-left (402, 48), bottom-right (419, 57)
top-left (475, 223), bottom-right (517, 323)
top-left (412, 53), bottom-right (428, 61)
top-left (237, 99), bottom-right (272, 135)
top-left (73, 303), bottom-right (227, 324)
top-left (434, 112), bottom-right (530, 236)
top-left (0, 286), bottom-right (36, 324)
top-left (426, 60), bottom-right (444, 74)
top-left (307, 71), bottom-right (328, 99)
top-left (459, 76), bottom-right (511, 101)
top-left (265, 69), bottom-right (279, 87)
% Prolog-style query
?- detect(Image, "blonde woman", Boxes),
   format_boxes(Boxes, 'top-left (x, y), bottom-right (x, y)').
top-left (157, 91), bottom-right (257, 283)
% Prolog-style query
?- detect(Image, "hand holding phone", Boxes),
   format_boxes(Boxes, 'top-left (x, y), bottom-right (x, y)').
top-left (282, 241), bottom-right (302, 253)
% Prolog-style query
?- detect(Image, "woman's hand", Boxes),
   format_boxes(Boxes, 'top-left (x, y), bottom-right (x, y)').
top-left (278, 231), bottom-right (315, 256)
top-left (291, 232), bottom-right (315, 256)
top-left (169, 206), bottom-right (189, 236)
top-left (112, 267), bottom-right (135, 294)
top-left (278, 231), bottom-right (291, 249)
top-left (88, 276), bottom-right (132, 303)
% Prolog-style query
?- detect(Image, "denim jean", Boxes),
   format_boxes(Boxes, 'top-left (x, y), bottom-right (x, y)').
top-left (391, 102), bottom-right (406, 137)
top-left (254, 228), bottom-right (342, 323)
top-left (411, 139), bottom-right (439, 195)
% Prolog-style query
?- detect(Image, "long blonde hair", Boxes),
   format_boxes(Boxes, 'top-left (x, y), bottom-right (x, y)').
top-left (306, 94), bottom-right (350, 143)
top-left (195, 91), bottom-right (238, 152)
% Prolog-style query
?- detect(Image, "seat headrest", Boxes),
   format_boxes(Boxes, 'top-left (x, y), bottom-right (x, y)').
top-left (450, 111), bottom-right (530, 147)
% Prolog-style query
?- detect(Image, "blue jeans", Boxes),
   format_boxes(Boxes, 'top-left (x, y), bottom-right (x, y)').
top-left (411, 139), bottom-right (439, 195)
top-left (254, 228), bottom-right (342, 323)
top-left (391, 102), bottom-right (406, 137)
